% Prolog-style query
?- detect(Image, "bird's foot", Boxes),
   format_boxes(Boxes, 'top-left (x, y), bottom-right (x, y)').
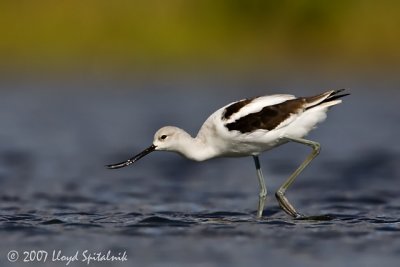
top-left (275, 191), bottom-right (302, 218)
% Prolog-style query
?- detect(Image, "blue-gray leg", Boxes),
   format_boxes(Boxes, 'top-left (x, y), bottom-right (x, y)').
top-left (276, 136), bottom-right (321, 218)
top-left (253, 155), bottom-right (267, 218)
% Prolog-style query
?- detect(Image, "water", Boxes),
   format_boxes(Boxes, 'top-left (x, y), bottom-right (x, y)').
top-left (0, 82), bottom-right (399, 266)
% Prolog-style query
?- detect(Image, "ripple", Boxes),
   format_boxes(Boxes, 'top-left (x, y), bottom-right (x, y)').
top-left (64, 223), bottom-right (103, 228)
top-left (296, 215), bottom-right (335, 221)
top-left (375, 226), bottom-right (400, 232)
top-left (41, 219), bottom-right (65, 225)
top-left (130, 216), bottom-right (195, 227)
top-left (259, 220), bottom-right (295, 226)
top-left (193, 211), bottom-right (249, 218)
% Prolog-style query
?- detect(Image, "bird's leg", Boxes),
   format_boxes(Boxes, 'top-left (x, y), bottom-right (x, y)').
top-left (276, 136), bottom-right (321, 218)
top-left (253, 155), bottom-right (267, 218)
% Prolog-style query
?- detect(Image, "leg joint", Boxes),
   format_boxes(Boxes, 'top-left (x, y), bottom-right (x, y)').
top-left (282, 136), bottom-right (321, 154)
top-left (275, 190), bottom-right (284, 198)
top-left (313, 142), bottom-right (321, 154)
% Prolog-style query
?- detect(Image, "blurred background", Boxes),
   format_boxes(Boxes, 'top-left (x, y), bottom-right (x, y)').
top-left (1, 1), bottom-right (400, 267)
top-left (1, 0), bottom-right (400, 82)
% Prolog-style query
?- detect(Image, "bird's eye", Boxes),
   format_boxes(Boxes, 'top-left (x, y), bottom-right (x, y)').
top-left (160, 135), bottom-right (168, 140)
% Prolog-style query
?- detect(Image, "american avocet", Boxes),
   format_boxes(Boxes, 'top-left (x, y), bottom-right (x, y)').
top-left (107, 89), bottom-right (349, 218)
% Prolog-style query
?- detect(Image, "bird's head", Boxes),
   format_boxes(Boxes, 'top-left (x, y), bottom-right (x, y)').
top-left (106, 126), bottom-right (189, 169)
top-left (152, 126), bottom-right (189, 151)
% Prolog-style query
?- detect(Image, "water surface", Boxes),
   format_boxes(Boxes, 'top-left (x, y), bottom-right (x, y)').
top-left (0, 84), bottom-right (399, 266)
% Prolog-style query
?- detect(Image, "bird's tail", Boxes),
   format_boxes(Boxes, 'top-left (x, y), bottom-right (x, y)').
top-left (305, 89), bottom-right (350, 110)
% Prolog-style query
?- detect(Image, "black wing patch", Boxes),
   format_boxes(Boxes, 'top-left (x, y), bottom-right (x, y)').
top-left (222, 98), bottom-right (255, 120)
top-left (225, 98), bottom-right (305, 133)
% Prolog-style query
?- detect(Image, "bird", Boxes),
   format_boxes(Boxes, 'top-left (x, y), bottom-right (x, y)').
top-left (107, 89), bottom-right (349, 218)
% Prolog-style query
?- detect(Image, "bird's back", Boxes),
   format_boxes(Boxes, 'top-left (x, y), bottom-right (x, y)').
top-left (196, 90), bottom-right (348, 157)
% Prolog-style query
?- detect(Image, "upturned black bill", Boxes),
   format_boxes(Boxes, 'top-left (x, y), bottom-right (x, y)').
top-left (106, 144), bottom-right (156, 169)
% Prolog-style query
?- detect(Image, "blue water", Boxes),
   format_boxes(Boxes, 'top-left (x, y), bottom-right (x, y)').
top-left (0, 80), bottom-right (399, 266)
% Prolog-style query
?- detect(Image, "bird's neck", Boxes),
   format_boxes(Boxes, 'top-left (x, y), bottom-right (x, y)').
top-left (176, 132), bottom-right (216, 162)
